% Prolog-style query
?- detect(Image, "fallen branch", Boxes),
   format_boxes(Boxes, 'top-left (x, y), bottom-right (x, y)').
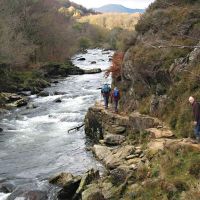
top-left (68, 124), bottom-right (85, 133)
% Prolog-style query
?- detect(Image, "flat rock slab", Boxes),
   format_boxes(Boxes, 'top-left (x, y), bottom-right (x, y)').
top-left (165, 138), bottom-right (200, 152)
top-left (147, 138), bottom-right (200, 157)
top-left (92, 145), bottom-right (120, 169)
top-left (147, 139), bottom-right (167, 156)
top-left (93, 145), bottom-right (135, 169)
top-left (146, 128), bottom-right (174, 139)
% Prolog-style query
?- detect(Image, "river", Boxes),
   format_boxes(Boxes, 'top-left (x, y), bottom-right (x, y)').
top-left (0, 49), bottom-right (113, 199)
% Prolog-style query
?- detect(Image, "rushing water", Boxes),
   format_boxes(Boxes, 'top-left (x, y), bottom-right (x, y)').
top-left (0, 49), bottom-right (113, 199)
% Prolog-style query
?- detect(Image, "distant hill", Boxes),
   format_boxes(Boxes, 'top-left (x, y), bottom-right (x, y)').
top-left (56, 0), bottom-right (97, 17)
top-left (94, 4), bottom-right (144, 14)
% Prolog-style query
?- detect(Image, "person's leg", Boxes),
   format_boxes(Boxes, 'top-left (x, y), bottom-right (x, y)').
top-left (104, 96), bottom-right (109, 109)
top-left (103, 96), bottom-right (107, 108)
top-left (194, 124), bottom-right (200, 142)
top-left (105, 96), bottom-right (109, 109)
top-left (114, 100), bottom-right (118, 112)
top-left (196, 123), bottom-right (200, 142)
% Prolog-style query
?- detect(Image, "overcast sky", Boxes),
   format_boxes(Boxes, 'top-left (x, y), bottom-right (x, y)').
top-left (70, 0), bottom-right (155, 9)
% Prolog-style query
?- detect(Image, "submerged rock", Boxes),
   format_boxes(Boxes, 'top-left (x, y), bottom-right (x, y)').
top-left (26, 103), bottom-right (37, 109)
top-left (38, 91), bottom-right (49, 97)
top-left (84, 68), bottom-right (102, 74)
top-left (54, 91), bottom-right (66, 95)
top-left (7, 189), bottom-right (47, 200)
top-left (77, 58), bottom-right (86, 61)
top-left (0, 182), bottom-right (15, 193)
top-left (90, 61), bottom-right (97, 64)
top-left (0, 128), bottom-right (3, 132)
top-left (54, 98), bottom-right (62, 103)
top-left (0, 109), bottom-right (9, 115)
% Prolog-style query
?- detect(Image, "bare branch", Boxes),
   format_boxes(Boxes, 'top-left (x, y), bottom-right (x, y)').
top-left (140, 37), bottom-right (200, 49)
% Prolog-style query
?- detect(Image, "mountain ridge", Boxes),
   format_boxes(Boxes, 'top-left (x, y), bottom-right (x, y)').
top-left (94, 4), bottom-right (145, 13)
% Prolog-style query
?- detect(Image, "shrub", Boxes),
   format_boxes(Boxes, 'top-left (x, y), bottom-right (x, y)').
top-left (189, 160), bottom-right (200, 178)
top-left (104, 52), bottom-right (124, 79)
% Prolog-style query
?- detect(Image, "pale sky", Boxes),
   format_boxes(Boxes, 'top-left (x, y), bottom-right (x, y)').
top-left (71, 0), bottom-right (155, 9)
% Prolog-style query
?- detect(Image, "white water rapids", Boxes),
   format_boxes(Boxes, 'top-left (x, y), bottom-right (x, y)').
top-left (0, 49), bottom-right (113, 199)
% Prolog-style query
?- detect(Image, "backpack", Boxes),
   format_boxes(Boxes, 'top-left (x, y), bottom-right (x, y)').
top-left (113, 89), bottom-right (119, 98)
top-left (102, 84), bottom-right (110, 93)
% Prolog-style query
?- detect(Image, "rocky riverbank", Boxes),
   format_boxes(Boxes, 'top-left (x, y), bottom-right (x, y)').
top-left (53, 102), bottom-right (200, 200)
top-left (0, 61), bottom-right (102, 111)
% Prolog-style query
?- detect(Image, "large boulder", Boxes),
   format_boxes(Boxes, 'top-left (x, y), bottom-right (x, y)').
top-left (50, 173), bottom-right (81, 199)
top-left (57, 176), bottom-right (81, 200)
top-left (49, 172), bottom-right (74, 187)
top-left (39, 62), bottom-right (85, 77)
top-left (0, 93), bottom-right (28, 108)
top-left (104, 134), bottom-right (125, 146)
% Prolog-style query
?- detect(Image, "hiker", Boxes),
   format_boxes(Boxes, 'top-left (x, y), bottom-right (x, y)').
top-left (101, 83), bottom-right (111, 109)
top-left (111, 87), bottom-right (120, 113)
top-left (189, 96), bottom-right (200, 143)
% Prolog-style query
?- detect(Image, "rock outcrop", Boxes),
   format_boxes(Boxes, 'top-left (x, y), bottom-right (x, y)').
top-left (83, 101), bottom-right (200, 199)
top-left (85, 103), bottom-right (161, 142)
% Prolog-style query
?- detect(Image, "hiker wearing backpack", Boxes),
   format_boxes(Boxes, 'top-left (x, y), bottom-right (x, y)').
top-left (189, 96), bottom-right (200, 143)
top-left (111, 87), bottom-right (120, 113)
top-left (101, 83), bottom-right (111, 109)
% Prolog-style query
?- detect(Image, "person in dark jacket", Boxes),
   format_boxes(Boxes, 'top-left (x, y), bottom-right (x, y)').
top-left (189, 96), bottom-right (200, 142)
top-left (101, 83), bottom-right (111, 109)
top-left (111, 87), bottom-right (120, 113)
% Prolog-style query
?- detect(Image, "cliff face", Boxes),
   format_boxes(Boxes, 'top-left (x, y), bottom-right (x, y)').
top-left (116, 0), bottom-right (200, 137)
